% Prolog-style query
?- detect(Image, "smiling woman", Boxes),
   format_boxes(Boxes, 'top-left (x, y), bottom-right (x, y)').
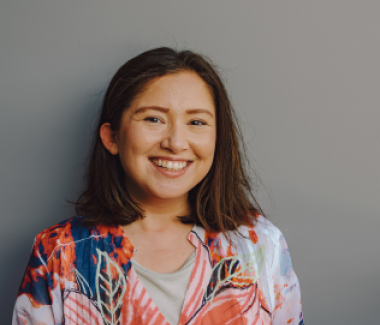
top-left (100, 71), bottom-right (216, 207)
top-left (12, 47), bottom-right (304, 325)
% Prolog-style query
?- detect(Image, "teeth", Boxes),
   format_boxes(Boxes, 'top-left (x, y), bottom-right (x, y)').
top-left (152, 159), bottom-right (188, 170)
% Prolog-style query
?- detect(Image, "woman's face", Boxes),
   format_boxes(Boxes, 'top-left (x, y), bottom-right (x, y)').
top-left (110, 70), bottom-right (216, 203)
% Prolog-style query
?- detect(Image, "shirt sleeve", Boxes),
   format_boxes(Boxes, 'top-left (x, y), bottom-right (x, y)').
top-left (271, 232), bottom-right (304, 325)
top-left (12, 237), bottom-right (59, 325)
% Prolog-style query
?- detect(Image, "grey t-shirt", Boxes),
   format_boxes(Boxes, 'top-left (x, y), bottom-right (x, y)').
top-left (130, 252), bottom-right (196, 325)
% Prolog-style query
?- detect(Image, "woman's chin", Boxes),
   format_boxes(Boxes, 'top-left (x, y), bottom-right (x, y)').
top-left (152, 191), bottom-right (188, 201)
top-left (147, 186), bottom-right (190, 201)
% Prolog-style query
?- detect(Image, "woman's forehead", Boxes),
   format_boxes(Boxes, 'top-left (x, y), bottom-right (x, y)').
top-left (128, 71), bottom-right (215, 115)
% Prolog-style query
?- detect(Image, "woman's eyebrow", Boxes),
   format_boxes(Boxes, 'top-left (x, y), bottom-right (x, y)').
top-left (186, 108), bottom-right (214, 118)
top-left (134, 106), bottom-right (214, 118)
top-left (134, 106), bottom-right (169, 114)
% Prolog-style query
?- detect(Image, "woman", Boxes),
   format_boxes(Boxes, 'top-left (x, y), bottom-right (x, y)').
top-left (13, 47), bottom-right (304, 325)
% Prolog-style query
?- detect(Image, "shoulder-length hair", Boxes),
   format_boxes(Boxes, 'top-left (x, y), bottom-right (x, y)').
top-left (75, 47), bottom-right (264, 232)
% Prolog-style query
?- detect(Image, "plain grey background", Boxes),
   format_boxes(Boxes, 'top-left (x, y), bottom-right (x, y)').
top-left (1, 1), bottom-right (379, 323)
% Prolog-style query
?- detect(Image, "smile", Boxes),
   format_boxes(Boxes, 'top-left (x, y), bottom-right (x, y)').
top-left (152, 159), bottom-right (188, 171)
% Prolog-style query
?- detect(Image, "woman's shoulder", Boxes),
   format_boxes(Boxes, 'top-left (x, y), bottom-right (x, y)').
top-left (35, 215), bottom-right (81, 235)
top-left (246, 216), bottom-right (291, 257)
top-left (227, 215), bottom-right (291, 267)
top-left (31, 215), bottom-right (119, 256)
top-left (34, 215), bottom-right (86, 242)
top-left (193, 215), bottom-right (285, 248)
top-left (30, 216), bottom-right (133, 267)
top-left (233, 215), bottom-right (285, 245)
top-left (193, 215), bottom-right (288, 262)
top-left (249, 215), bottom-right (284, 241)
top-left (30, 216), bottom-right (85, 256)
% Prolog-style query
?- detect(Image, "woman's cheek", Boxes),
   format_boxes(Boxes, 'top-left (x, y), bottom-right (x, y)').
top-left (194, 130), bottom-right (216, 154)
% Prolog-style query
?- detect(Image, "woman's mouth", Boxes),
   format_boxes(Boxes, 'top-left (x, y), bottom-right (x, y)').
top-left (152, 159), bottom-right (188, 171)
top-left (149, 158), bottom-right (192, 178)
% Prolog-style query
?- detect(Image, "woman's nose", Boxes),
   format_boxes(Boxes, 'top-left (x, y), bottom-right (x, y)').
top-left (160, 123), bottom-right (189, 153)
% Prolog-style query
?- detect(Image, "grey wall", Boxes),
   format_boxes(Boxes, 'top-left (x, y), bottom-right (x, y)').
top-left (1, 1), bottom-right (379, 323)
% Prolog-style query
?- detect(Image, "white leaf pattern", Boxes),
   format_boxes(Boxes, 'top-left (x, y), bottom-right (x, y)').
top-left (74, 268), bottom-right (94, 298)
top-left (95, 248), bottom-right (126, 325)
top-left (203, 244), bottom-right (266, 304)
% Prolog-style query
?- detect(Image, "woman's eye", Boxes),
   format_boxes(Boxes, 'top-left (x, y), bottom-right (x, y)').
top-left (145, 117), bottom-right (161, 123)
top-left (190, 120), bottom-right (206, 126)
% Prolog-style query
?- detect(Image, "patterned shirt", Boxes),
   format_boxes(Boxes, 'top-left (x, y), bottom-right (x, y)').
top-left (13, 215), bottom-right (304, 325)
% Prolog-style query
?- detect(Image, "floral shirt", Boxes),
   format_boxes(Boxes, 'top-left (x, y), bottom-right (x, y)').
top-left (13, 215), bottom-right (304, 325)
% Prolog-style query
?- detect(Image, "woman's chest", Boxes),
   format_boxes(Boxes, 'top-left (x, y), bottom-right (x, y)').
top-left (130, 235), bottom-right (196, 273)
top-left (53, 226), bottom-right (272, 324)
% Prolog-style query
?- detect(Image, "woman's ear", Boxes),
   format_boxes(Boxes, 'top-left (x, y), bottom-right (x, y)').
top-left (100, 123), bottom-right (119, 155)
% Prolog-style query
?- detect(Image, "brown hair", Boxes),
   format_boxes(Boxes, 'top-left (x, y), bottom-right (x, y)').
top-left (75, 47), bottom-right (264, 232)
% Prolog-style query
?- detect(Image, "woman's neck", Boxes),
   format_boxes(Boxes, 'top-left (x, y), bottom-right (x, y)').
top-left (130, 193), bottom-right (192, 233)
